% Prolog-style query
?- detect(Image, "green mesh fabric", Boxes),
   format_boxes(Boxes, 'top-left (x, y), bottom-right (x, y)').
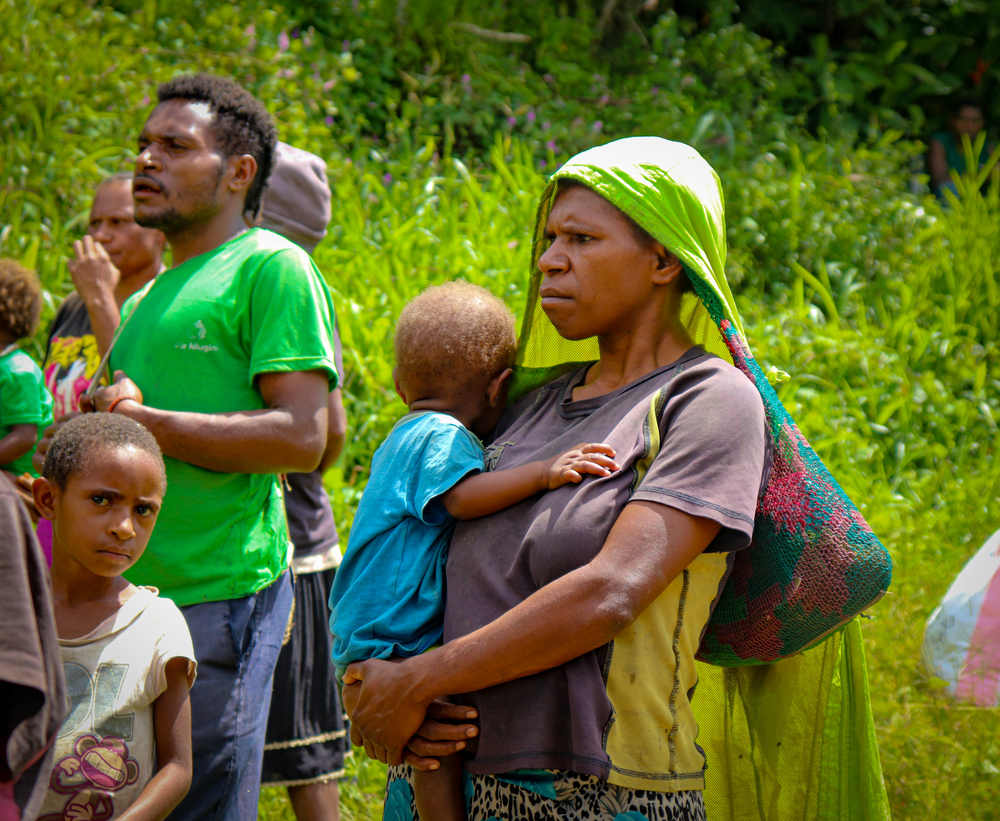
top-left (514, 137), bottom-right (892, 820)
top-left (687, 278), bottom-right (891, 665)
top-left (694, 619), bottom-right (891, 821)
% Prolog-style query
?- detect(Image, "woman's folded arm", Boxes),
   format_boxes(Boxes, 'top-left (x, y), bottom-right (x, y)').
top-left (342, 499), bottom-right (720, 765)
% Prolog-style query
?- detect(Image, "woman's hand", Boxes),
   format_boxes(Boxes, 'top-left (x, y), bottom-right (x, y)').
top-left (542, 442), bottom-right (619, 489)
top-left (12, 473), bottom-right (40, 522)
top-left (342, 658), bottom-right (430, 765)
top-left (342, 658), bottom-right (478, 767)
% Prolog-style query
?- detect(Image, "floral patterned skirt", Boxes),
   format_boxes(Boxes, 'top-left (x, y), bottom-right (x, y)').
top-left (384, 764), bottom-right (706, 821)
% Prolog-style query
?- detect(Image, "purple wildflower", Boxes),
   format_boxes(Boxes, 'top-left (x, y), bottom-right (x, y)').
top-left (139, 94), bottom-right (150, 106)
top-left (342, 40), bottom-right (351, 52)
top-left (325, 115), bottom-right (335, 126)
top-left (592, 120), bottom-right (603, 132)
top-left (651, 85), bottom-right (660, 95)
top-left (546, 139), bottom-right (558, 152)
top-left (291, 28), bottom-right (300, 39)
top-left (507, 116), bottom-right (517, 127)
top-left (244, 25), bottom-right (255, 37)
top-left (527, 110), bottom-right (536, 124)
top-left (598, 94), bottom-right (609, 106)
top-left (383, 172), bottom-right (393, 186)
top-left (278, 31), bottom-right (290, 52)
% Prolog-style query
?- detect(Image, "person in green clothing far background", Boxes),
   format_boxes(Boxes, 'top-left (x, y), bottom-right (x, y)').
top-left (0, 259), bottom-right (54, 486)
top-left (928, 97), bottom-right (991, 200)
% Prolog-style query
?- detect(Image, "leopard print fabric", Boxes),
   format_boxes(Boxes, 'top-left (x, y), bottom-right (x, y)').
top-left (384, 765), bottom-right (706, 821)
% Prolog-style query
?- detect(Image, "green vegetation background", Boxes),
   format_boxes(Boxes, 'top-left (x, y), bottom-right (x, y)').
top-left (3, 0), bottom-right (1000, 817)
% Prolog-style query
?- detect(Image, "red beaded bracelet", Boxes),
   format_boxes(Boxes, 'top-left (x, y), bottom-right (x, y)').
top-left (107, 396), bottom-right (134, 414)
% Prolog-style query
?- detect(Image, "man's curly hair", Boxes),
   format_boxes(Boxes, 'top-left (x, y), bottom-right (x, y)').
top-left (43, 412), bottom-right (166, 492)
top-left (157, 73), bottom-right (277, 220)
top-left (394, 282), bottom-right (517, 397)
top-left (0, 259), bottom-right (43, 339)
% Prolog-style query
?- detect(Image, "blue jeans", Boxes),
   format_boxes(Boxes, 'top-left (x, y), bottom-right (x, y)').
top-left (169, 571), bottom-right (294, 821)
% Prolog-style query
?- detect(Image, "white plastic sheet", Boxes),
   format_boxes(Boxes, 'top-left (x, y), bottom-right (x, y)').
top-left (923, 528), bottom-right (1000, 706)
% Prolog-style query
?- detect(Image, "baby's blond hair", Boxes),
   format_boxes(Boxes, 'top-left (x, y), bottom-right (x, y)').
top-left (394, 281), bottom-right (517, 397)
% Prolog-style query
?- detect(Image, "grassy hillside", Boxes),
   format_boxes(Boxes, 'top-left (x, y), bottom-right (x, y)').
top-left (3, 1), bottom-right (1000, 818)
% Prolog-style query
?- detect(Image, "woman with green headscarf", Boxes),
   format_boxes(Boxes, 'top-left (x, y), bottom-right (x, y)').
top-left (343, 137), bottom-right (886, 821)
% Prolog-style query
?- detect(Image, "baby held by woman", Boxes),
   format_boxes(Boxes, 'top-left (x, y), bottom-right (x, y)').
top-left (330, 282), bottom-right (619, 821)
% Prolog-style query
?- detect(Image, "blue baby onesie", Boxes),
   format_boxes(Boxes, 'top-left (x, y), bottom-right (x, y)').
top-left (329, 411), bottom-right (484, 678)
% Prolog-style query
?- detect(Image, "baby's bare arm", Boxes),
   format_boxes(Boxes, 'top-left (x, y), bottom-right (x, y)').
top-left (413, 754), bottom-right (466, 821)
top-left (442, 443), bottom-right (618, 520)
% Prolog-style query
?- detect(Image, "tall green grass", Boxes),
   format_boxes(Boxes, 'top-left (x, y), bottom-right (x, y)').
top-left (4, 2), bottom-right (1000, 819)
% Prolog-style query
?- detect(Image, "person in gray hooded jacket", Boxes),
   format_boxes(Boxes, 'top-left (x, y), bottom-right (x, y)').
top-left (250, 142), bottom-right (350, 821)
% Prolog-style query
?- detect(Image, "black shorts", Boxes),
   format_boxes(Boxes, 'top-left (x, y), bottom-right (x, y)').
top-left (262, 567), bottom-right (350, 786)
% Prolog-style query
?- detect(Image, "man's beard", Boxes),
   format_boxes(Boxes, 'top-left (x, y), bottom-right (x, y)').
top-left (135, 199), bottom-right (217, 233)
top-left (135, 164), bottom-right (226, 232)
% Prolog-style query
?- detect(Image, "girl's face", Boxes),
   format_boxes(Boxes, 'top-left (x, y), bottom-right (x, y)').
top-left (536, 185), bottom-right (668, 341)
top-left (34, 445), bottom-right (164, 578)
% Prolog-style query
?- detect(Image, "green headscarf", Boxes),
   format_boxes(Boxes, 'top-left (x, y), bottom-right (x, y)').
top-left (515, 137), bottom-right (743, 398)
top-left (515, 137), bottom-right (892, 821)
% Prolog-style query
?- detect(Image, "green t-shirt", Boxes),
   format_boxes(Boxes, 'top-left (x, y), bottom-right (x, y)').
top-left (111, 228), bottom-right (339, 606)
top-left (0, 348), bottom-right (54, 476)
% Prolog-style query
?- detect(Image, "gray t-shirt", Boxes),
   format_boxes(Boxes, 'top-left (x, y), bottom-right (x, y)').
top-left (444, 347), bottom-right (771, 785)
top-left (283, 325), bottom-right (344, 561)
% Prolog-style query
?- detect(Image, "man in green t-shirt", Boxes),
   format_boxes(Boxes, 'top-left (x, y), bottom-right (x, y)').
top-left (37, 74), bottom-right (338, 821)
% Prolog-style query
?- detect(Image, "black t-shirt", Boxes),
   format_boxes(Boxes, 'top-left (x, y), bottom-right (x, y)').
top-left (42, 293), bottom-right (102, 418)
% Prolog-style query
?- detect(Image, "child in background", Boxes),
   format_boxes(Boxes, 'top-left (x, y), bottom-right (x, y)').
top-left (330, 282), bottom-right (619, 821)
top-left (0, 259), bottom-right (54, 482)
top-left (32, 413), bottom-right (196, 821)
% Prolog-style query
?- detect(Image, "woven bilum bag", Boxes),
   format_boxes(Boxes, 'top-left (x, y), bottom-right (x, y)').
top-left (514, 137), bottom-right (893, 667)
top-left (688, 277), bottom-right (892, 665)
